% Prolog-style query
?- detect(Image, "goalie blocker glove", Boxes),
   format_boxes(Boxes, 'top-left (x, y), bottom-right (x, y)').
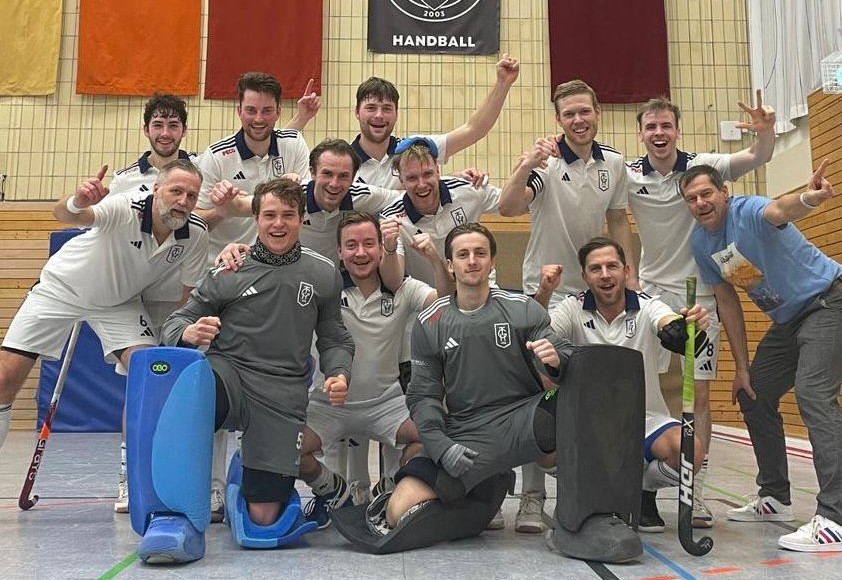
top-left (657, 316), bottom-right (709, 356)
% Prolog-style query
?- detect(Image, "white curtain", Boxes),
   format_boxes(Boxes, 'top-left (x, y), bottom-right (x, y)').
top-left (747, 0), bottom-right (842, 133)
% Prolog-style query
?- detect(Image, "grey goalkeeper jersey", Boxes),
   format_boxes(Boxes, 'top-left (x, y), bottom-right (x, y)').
top-left (161, 245), bottom-right (354, 420)
top-left (408, 289), bottom-right (575, 463)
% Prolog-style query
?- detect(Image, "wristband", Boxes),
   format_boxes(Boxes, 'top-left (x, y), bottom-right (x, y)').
top-left (800, 192), bottom-right (819, 209)
top-left (66, 197), bottom-right (84, 214)
top-left (384, 246), bottom-right (398, 255)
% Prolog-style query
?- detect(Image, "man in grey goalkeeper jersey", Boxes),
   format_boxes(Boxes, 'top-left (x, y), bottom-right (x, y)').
top-left (161, 177), bottom-right (355, 527)
top-left (381, 223), bottom-right (574, 528)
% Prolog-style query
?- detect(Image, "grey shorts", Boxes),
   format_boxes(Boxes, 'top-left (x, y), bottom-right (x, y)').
top-left (212, 356), bottom-right (305, 477)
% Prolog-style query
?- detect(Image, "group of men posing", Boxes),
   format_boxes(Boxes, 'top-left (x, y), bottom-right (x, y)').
top-left (1, 51), bottom-right (841, 562)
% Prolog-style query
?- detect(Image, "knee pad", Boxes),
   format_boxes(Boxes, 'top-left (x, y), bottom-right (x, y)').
top-left (395, 456), bottom-right (466, 505)
top-left (555, 345), bottom-right (645, 533)
top-left (126, 347), bottom-right (215, 537)
top-left (224, 450), bottom-right (318, 549)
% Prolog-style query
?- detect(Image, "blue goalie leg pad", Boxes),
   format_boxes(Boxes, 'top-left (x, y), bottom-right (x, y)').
top-left (138, 513), bottom-right (206, 564)
top-left (126, 347), bottom-right (215, 537)
top-left (224, 450), bottom-right (318, 549)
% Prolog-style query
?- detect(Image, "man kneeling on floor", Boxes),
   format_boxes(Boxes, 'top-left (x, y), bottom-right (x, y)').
top-left (332, 223), bottom-right (648, 562)
top-left (130, 177), bottom-right (355, 563)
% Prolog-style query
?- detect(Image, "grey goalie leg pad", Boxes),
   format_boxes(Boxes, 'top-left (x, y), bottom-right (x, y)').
top-left (551, 344), bottom-right (646, 563)
top-left (332, 470), bottom-right (515, 554)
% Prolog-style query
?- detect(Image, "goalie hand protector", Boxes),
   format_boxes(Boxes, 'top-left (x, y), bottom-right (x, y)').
top-left (657, 317), bottom-right (708, 356)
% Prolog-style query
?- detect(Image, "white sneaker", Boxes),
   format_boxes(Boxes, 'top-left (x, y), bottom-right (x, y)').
top-left (487, 508), bottom-right (505, 530)
top-left (726, 495), bottom-right (794, 522)
top-left (210, 486), bottom-right (225, 523)
top-left (779, 515), bottom-right (842, 552)
top-left (114, 475), bottom-right (129, 513)
top-left (516, 493), bottom-right (546, 533)
top-left (692, 494), bottom-right (714, 528)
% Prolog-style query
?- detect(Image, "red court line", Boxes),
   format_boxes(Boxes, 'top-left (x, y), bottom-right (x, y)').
top-left (702, 566), bottom-right (742, 575)
top-left (761, 558), bottom-right (794, 566)
top-left (712, 430), bottom-right (813, 460)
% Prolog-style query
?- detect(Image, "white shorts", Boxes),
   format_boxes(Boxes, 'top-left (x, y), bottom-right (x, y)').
top-left (306, 383), bottom-right (410, 455)
top-left (2, 288), bottom-right (158, 374)
top-left (644, 411), bottom-right (680, 463)
top-left (641, 281), bottom-right (720, 380)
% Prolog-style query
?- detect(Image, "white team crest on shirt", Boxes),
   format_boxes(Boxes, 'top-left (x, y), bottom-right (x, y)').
top-left (381, 296), bottom-right (394, 317)
top-left (494, 323), bottom-right (511, 349)
top-left (625, 318), bottom-right (636, 338)
top-left (598, 170), bottom-right (610, 191)
top-left (166, 245), bottom-right (184, 263)
top-left (450, 207), bottom-right (468, 227)
top-left (297, 281), bottom-right (314, 307)
top-left (272, 157), bottom-right (285, 177)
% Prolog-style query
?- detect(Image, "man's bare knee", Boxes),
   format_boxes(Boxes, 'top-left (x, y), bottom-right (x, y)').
top-left (0, 350), bottom-right (37, 404)
top-left (386, 476), bottom-right (437, 528)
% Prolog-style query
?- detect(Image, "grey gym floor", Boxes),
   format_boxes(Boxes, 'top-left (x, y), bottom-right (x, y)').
top-left (1, 430), bottom-right (837, 580)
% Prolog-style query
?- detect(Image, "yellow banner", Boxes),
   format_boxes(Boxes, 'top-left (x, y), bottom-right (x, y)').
top-left (0, 0), bottom-right (63, 95)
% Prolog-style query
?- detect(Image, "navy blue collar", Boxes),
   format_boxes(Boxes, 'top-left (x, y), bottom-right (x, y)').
top-left (558, 138), bottom-right (606, 164)
top-left (351, 134), bottom-right (399, 163)
top-left (581, 288), bottom-right (640, 312)
top-left (402, 180), bottom-right (453, 224)
top-left (341, 268), bottom-right (392, 294)
top-left (137, 149), bottom-right (191, 174)
top-left (642, 150), bottom-right (690, 176)
top-left (138, 193), bottom-right (191, 240)
top-left (234, 129), bottom-right (279, 160)
top-left (305, 181), bottom-right (354, 214)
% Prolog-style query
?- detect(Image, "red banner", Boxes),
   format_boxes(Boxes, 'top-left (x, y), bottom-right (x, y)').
top-left (548, 0), bottom-right (669, 104)
top-left (205, 0), bottom-right (323, 100)
top-left (77, 0), bottom-right (200, 95)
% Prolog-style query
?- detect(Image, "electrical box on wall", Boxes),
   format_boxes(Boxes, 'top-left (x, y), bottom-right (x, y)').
top-left (719, 120), bottom-right (743, 141)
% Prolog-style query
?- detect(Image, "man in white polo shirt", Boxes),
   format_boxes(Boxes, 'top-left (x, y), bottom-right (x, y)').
top-left (537, 237), bottom-right (707, 533)
top-left (626, 93), bottom-right (776, 527)
top-left (0, 160), bottom-right (207, 452)
top-left (306, 211), bottom-right (452, 507)
top-left (350, 55), bottom-right (520, 189)
top-left (498, 79), bottom-right (637, 532)
top-left (195, 71), bottom-right (314, 264)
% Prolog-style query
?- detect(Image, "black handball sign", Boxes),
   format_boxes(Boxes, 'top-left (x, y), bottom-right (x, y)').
top-left (368, 0), bottom-right (500, 55)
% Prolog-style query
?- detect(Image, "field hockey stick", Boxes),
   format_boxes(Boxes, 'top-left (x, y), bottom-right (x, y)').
top-left (19, 321), bottom-right (82, 510)
top-left (677, 277), bottom-right (713, 555)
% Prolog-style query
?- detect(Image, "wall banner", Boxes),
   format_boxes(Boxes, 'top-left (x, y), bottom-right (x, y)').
top-left (368, 0), bottom-right (500, 55)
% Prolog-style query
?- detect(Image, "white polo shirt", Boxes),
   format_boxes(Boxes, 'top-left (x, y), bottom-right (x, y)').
top-left (549, 289), bottom-right (674, 416)
top-left (108, 150), bottom-right (199, 322)
top-left (36, 193), bottom-right (208, 309)
top-left (627, 151), bottom-right (732, 297)
top-left (351, 134), bottom-right (449, 189)
top-left (313, 272), bottom-right (432, 404)
top-left (300, 180), bottom-right (402, 264)
top-left (523, 138), bottom-right (629, 303)
top-left (109, 150), bottom-right (196, 198)
top-left (197, 128), bottom-right (310, 263)
top-left (379, 177), bottom-right (501, 285)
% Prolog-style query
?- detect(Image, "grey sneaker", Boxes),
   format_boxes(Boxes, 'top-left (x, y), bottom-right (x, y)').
top-left (516, 492), bottom-right (546, 533)
top-left (114, 474), bottom-right (129, 513)
top-left (210, 486), bottom-right (225, 523)
top-left (487, 508), bottom-right (505, 530)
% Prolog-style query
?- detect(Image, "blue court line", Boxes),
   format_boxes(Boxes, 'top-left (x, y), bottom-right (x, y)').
top-left (643, 542), bottom-right (697, 580)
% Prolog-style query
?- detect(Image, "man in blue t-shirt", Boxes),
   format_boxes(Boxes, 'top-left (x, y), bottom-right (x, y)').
top-left (682, 162), bottom-right (842, 553)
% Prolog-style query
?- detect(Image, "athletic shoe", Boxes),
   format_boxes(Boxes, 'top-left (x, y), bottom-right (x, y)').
top-left (114, 474), bottom-right (129, 513)
top-left (639, 490), bottom-right (665, 533)
top-left (372, 476), bottom-right (395, 498)
top-left (486, 508), bottom-right (505, 530)
top-left (516, 492), bottom-right (546, 533)
top-left (778, 515), bottom-right (842, 552)
top-left (138, 514), bottom-right (205, 564)
top-left (303, 475), bottom-right (353, 529)
top-left (210, 486), bottom-right (225, 523)
top-left (692, 494), bottom-right (714, 528)
top-left (726, 495), bottom-right (795, 522)
top-left (365, 490), bottom-right (393, 537)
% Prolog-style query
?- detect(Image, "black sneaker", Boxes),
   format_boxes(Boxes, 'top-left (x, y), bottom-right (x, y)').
top-left (639, 490), bottom-right (665, 533)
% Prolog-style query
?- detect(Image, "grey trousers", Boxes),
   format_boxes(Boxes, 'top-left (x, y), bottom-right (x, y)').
top-left (740, 279), bottom-right (842, 523)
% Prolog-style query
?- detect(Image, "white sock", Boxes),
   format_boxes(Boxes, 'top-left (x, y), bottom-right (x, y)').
top-left (642, 459), bottom-right (680, 491)
top-left (0, 404), bottom-right (11, 450)
top-left (310, 463), bottom-right (340, 496)
top-left (120, 441), bottom-right (127, 477)
top-left (521, 462), bottom-right (547, 497)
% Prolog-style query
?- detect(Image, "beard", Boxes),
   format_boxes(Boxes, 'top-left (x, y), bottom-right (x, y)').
top-left (159, 207), bottom-right (188, 230)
